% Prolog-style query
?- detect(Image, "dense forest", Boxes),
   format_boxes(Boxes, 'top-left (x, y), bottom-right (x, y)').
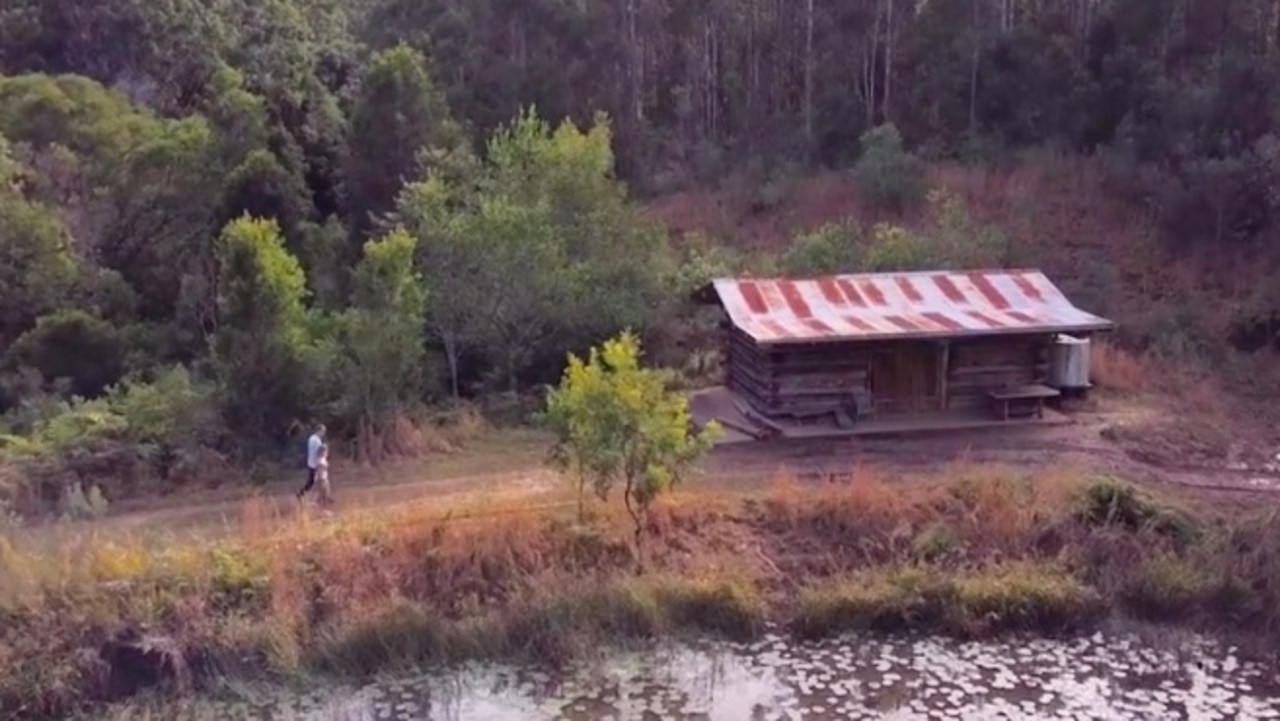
top-left (1, 0), bottom-right (1279, 515)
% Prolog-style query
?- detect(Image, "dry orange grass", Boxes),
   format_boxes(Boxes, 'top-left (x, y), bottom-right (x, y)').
top-left (1090, 341), bottom-right (1154, 393)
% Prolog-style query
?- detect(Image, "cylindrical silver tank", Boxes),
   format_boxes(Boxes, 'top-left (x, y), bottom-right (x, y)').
top-left (1049, 334), bottom-right (1091, 389)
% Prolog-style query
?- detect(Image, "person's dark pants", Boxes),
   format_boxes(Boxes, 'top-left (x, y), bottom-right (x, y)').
top-left (298, 467), bottom-right (317, 497)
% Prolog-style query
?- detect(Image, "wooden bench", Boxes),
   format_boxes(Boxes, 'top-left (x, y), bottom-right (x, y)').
top-left (987, 383), bottom-right (1061, 421)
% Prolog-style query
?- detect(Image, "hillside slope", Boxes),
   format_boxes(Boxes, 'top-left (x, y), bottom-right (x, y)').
top-left (646, 155), bottom-right (1270, 367)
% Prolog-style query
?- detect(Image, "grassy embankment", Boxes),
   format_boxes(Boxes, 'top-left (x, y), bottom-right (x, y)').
top-left (4, 458), bottom-right (1280, 720)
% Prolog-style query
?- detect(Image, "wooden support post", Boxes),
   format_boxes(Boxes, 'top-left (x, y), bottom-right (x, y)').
top-left (937, 340), bottom-right (950, 411)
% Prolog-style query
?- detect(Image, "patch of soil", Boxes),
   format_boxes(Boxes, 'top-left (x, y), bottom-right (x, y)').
top-left (702, 400), bottom-right (1280, 503)
top-left (1101, 418), bottom-right (1234, 469)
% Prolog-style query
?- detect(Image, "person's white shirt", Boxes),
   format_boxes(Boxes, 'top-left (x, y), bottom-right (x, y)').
top-left (307, 433), bottom-right (322, 469)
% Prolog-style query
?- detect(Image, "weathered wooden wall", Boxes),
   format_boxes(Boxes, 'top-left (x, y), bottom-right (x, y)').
top-left (723, 326), bottom-right (1053, 418)
top-left (725, 326), bottom-right (872, 417)
top-left (945, 336), bottom-right (1051, 410)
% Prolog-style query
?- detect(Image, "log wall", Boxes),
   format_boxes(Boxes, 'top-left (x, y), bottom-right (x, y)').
top-left (725, 327), bottom-right (873, 417)
top-left (722, 327), bottom-right (1053, 418)
top-left (944, 336), bottom-right (1051, 410)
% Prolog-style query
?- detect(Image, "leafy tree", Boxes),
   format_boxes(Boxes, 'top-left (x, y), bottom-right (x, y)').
top-left (0, 73), bottom-right (218, 321)
top-left (543, 346), bottom-right (619, 523)
top-left (483, 110), bottom-right (665, 347)
top-left (211, 216), bottom-right (310, 446)
top-left (0, 139), bottom-right (78, 348)
top-left (201, 64), bottom-right (272, 168)
top-left (544, 331), bottom-right (718, 563)
top-left (396, 109), bottom-right (667, 396)
top-left (393, 154), bottom-right (485, 399)
top-left (458, 193), bottom-right (566, 393)
top-left (217, 148), bottom-right (312, 241)
top-left (294, 218), bottom-right (350, 309)
top-left (4, 310), bottom-right (125, 399)
top-left (391, 164), bottom-right (565, 397)
top-left (853, 123), bottom-right (927, 214)
top-left (346, 44), bottom-right (462, 239)
top-left (333, 228), bottom-right (428, 461)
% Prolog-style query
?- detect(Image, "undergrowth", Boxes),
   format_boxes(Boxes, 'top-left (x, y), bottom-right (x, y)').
top-left (792, 564), bottom-right (1105, 639)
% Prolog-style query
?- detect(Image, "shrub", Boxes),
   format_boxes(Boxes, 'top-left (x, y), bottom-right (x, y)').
top-left (779, 222), bottom-right (863, 276)
top-left (656, 576), bottom-right (767, 641)
top-left (0, 367), bottom-right (223, 513)
top-left (311, 603), bottom-right (452, 675)
top-left (863, 223), bottom-right (933, 271)
top-left (852, 124), bottom-right (927, 214)
top-left (925, 188), bottom-right (1010, 268)
top-left (1121, 554), bottom-right (1212, 621)
top-left (949, 564), bottom-right (1104, 635)
top-left (792, 567), bottom-right (948, 638)
top-left (1074, 477), bottom-right (1202, 544)
top-left (793, 565), bottom-right (1102, 640)
top-left (912, 523), bottom-right (960, 562)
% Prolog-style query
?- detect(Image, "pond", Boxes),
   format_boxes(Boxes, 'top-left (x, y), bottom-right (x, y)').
top-left (197, 629), bottom-right (1279, 720)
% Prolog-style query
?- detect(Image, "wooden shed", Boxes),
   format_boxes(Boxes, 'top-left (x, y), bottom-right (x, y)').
top-left (696, 270), bottom-right (1116, 427)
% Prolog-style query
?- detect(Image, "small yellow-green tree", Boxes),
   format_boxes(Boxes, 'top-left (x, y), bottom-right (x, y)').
top-left (545, 332), bottom-right (719, 561)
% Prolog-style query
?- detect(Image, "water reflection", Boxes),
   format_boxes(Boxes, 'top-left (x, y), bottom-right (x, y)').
top-left (215, 631), bottom-right (1280, 720)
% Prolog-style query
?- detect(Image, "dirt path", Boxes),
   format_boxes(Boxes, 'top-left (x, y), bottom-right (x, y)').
top-left (709, 409), bottom-right (1280, 497)
top-left (24, 405), bottom-right (1280, 546)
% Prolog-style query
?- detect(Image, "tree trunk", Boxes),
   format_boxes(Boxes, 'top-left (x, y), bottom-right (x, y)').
top-left (884, 0), bottom-right (895, 123)
top-left (623, 472), bottom-right (644, 572)
top-left (865, 2), bottom-right (881, 127)
top-left (576, 459), bottom-right (587, 524)
top-left (443, 333), bottom-right (461, 400)
top-left (627, 0), bottom-right (644, 124)
top-left (804, 0), bottom-right (815, 147)
top-left (969, 0), bottom-right (981, 135)
top-left (506, 346), bottom-right (518, 395)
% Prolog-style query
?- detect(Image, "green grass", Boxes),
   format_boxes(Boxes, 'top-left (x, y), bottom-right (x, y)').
top-left (310, 575), bottom-right (768, 678)
top-left (792, 564), bottom-right (1105, 640)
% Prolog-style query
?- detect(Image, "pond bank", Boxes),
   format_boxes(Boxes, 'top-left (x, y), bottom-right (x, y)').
top-left (4, 470), bottom-right (1280, 719)
top-left (99, 628), bottom-right (1280, 720)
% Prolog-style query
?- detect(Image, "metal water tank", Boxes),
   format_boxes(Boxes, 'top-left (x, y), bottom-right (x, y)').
top-left (1049, 334), bottom-right (1091, 389)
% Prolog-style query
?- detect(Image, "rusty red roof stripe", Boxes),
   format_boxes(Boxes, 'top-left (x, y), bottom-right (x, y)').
top-left (836, 278), bottom-right (865, 306)
top-left (967, 272), bottom-right (1010, 310)
top-left (843, 315), bottom-right (876, 332)
top-left (884, 315), bottom-right (919, 331)
top-left (895, 276), bottom-right (924, 302)
top-left (1006, 310), bottom-right (1038, 324)
top-left (1013, 273), bottom-right (1044, 302)
top-left (860, 281), bottom-right (887, 306)
top-left (966, 310), bottom-right (1005, 328)
top-left (778, 280), bottom-right (813, 318)
top-left (933, 275), bottom-right (966, 304)
top-left (816, 277), bottom-right (846, 306)
top-left (738, 280), bottom-right (768, 314)
top-left (922, 312), bottom-right (964, 331)
top-left (758, 318), bottom-right (792, 338)
top-left (803, 318), bottom-right (836, 334)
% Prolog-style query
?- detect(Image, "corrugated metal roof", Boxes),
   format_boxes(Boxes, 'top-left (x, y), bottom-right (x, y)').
top-left (707, 270), bottom-right (1115, 345)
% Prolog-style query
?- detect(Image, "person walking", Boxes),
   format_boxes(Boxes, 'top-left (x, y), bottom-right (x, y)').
top-left (314, 439), bottom-right (332, 506)
top-left (297, 423), bottom-right (326, 500)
